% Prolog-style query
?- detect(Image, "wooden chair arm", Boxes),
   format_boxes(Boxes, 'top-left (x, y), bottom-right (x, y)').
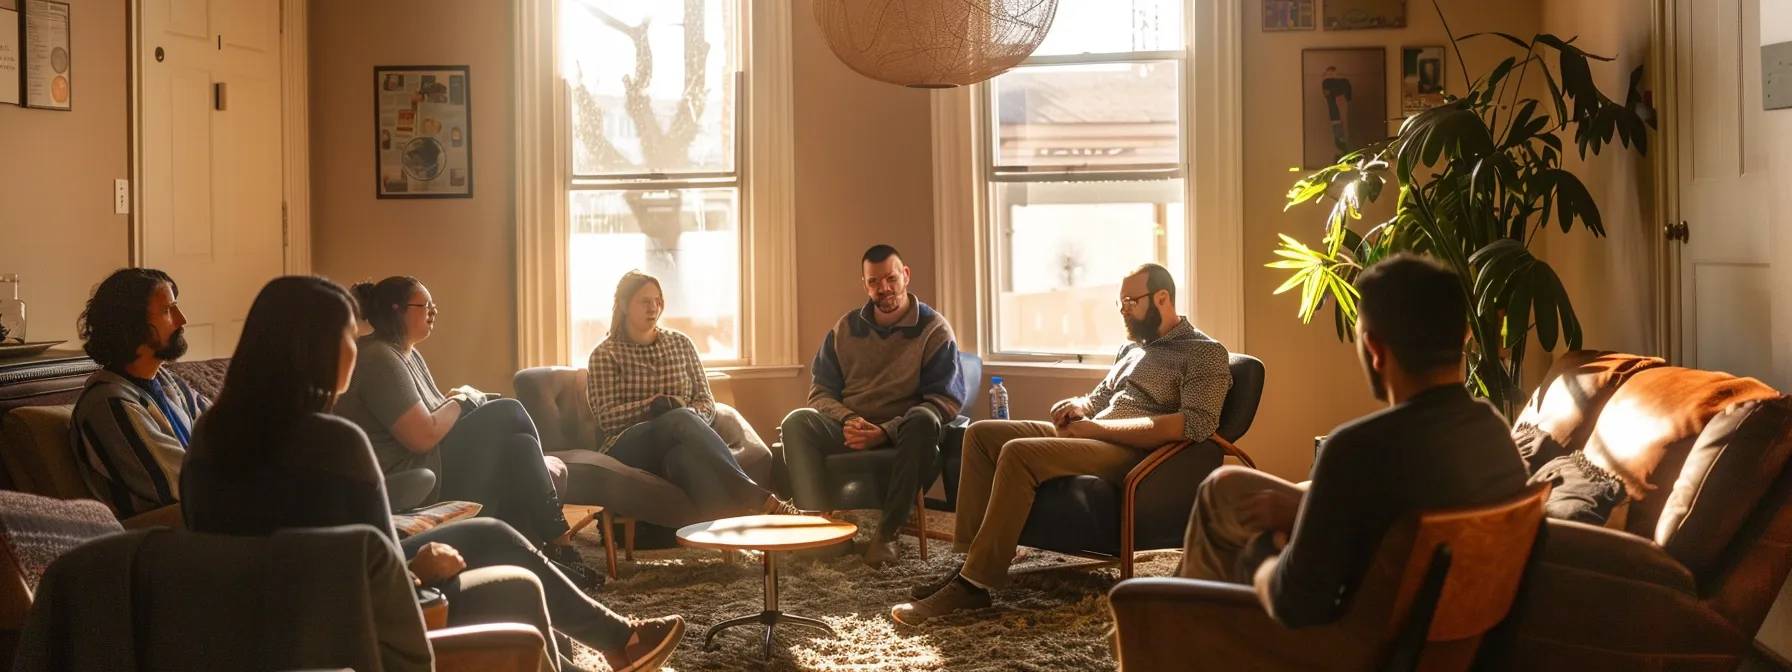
top-left (1118, 441), bottom-right (1189, 579)
top-left (429, 623), bottom-right (547, 672)
top-left (1213, 435), bottom-right (1257, 469)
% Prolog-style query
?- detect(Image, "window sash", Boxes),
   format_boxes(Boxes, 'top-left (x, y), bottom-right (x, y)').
top-left (568, 72), bottom-right (745, 182)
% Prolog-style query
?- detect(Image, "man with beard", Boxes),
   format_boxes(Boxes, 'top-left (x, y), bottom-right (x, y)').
top-left (891, 263), bottom-right (1231, 624)
top-left (1174, 254), bottom-right (1526, 637)
top-left (782, 244), bottom-right (965, 567)
top-left (70, 268), bottom-right (209, 518)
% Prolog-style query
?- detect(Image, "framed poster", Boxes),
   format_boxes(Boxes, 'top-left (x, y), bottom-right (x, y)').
top-left (21, 0), bottom-right (70, 110)
top-left (0, 8), bottom-right (19, 106)
top-left (1324, 0), bottom-right (1406, 30)
top-left (1263, 0), bottom-right (1316, 31)
top-left (374, 65), bottom-right (472, 199)
top-left (1302, 47), bottom-right (1387, 169)
top-left (1402, 46), bottom-right (1446, 115)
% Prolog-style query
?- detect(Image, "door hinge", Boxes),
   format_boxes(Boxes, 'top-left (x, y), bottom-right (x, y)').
top-left (282, 202), bottom-right (290, 248)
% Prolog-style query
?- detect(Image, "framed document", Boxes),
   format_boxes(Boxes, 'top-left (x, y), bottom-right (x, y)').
top-left (374, 65), bottom-right (473, 199)
top-left (0, 8), bottom-right (20, 106)
top-left (21, 0), bottom-right (70, 111)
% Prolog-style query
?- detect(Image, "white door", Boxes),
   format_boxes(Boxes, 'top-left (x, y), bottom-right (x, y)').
top-left (138, 0), bottom-right (286, 361)
top-left (1675, 0), bottom-right (1775, 384)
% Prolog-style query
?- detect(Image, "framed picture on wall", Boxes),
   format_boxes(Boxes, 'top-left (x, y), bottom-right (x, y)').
top-left (1324, 0), bottom-right (1406, 31)
top-left (1302, 47), bottom-right (1387, 169)
top-left (374, 65), bottom-right (473, 199)
top-left (1402, 46), bottom-right (1447, 115)
top-left (0, 8), bottom-right (20, 106)
top-left (1263, 0), bottom-right (1316, 31)
top-left (20, 0), bottom-right (70, 111)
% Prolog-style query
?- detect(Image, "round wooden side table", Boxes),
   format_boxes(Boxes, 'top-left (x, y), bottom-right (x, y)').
top-left (675, 514), bottom-right (857, 661)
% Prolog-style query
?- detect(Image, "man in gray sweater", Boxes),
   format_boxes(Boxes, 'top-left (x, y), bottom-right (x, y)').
top-left (781, 245), bottom-right (966, 567)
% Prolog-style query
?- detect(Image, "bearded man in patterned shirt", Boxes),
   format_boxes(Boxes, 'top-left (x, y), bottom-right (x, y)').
top-left (891, 263), bottom-right (1233, 624)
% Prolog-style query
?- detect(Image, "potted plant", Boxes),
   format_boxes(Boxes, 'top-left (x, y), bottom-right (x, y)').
top-left (1270, 18), bottom-right (1656, 416)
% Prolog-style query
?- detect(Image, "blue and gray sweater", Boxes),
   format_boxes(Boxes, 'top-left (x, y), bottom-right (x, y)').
top-left (809, 296), bottom-right (966, 435)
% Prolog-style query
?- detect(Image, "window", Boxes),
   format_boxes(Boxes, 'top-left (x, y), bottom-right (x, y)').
top-left (982, 0), bottom-right (1189, 359)
top-left (563, 0), bottom-right (743, 364)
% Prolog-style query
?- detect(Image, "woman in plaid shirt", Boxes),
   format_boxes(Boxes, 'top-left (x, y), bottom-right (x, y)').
top-left (587, 271), bottom-right (797, 520)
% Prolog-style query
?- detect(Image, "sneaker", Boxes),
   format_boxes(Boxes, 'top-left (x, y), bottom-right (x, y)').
top-left (599, 615), bottom-right (686, 672)
top-left (544, 544), bottom-right (604, 591)
top-left (909, 564), bottom-right (963, 601)
top-left (890, 577), bottom-right (991, 626)
top-left (762, 496), bottom-right (803, 516)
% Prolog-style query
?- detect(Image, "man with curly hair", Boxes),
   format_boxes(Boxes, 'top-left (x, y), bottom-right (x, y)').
top-left (69, 268), bottom-right (209, 518)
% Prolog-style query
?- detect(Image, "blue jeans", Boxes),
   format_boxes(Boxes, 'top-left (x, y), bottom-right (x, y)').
top-left (606, 408), bottom-right (771, 519)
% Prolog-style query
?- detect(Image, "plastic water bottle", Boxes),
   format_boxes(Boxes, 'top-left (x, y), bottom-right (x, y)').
top-left (989, 377), bottom-right (1010, 420)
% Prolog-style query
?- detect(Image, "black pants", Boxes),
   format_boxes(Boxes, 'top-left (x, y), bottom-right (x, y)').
top-left (606, 408), bottom-right (772, 520)
top-left (402, 518), bottom-right (632, 661)
top-left (437, 399), bottom-right (569, 547)
top-left (779, 407), bottom-right (942, 538)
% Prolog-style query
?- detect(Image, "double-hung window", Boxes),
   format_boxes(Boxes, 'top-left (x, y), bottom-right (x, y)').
top-left (563, 0), bottom-right (743, 364)
top-left (983, 0), bottom-right (1189, 361)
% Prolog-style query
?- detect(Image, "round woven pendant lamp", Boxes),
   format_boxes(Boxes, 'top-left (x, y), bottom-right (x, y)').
top-left (813, 0), bottom-right (1059, 89)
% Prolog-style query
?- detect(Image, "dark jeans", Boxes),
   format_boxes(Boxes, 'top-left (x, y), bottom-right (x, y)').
top-left (779, 407), bottom-right (943, 539)
top-left (403, 518), bottom-right (633, 656)
top-left (437, 399), bottom-right (569, 547)
top-left (606, 408), bottom-right (771, 520)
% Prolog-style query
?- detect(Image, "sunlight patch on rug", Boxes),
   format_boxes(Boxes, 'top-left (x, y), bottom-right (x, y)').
top-left (787, 615), bottom-right (946, 671)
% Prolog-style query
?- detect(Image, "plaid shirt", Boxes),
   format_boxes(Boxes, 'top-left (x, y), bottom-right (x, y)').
top-left (586, 328), bottom-right (715, 452)
top-left (1087, 318), bottom-right (1232, 442)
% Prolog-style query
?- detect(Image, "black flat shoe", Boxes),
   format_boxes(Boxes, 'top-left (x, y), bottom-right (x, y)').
top-left (545, 544), bottom-right (604, 590)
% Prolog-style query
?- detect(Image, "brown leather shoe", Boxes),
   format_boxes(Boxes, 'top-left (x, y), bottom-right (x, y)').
top-left (890, 577), bottom-right (990, 626)
top-left (909, 565), bottom-right (962, 601)
top-left (863, 537), bottom-right (899, 568)
top-left (599, 615), bottom-right (685, 672)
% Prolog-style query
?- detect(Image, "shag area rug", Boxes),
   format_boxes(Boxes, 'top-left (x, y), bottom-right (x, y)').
top-left (560, 510), bottom-right (1183, 671)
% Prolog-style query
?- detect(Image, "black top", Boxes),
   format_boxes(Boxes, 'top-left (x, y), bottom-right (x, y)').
top-left (1251, 385), bottom-right (1527, 629)
top-left (1322, 77), bottom-right (1353, 120)
top-left (181, 412), bottom-right (401, 544)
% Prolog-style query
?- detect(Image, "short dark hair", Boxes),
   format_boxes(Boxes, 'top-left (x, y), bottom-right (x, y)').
top-left (79, 268), bottom-right (177, 368)
top-left (1353, 254), bottom-right (1467, 373)
top-left (862, 245), bottom-right (902, 266)
top-left (1129, 263), bottom-right (1176, 304)
top-left (350, 276), bottom-right (421, 344)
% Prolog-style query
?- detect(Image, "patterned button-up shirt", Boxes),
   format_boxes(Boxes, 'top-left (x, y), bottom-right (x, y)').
top-left (1087, 318), bottom-right (1232, 442)
top-left (586, 328), bottom-right (715, 452)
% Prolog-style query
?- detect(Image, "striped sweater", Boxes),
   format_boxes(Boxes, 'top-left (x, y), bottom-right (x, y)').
top-left (809, 296), bottom-right (965, 437)
top-left (69, 368), bottom-right (209, 517)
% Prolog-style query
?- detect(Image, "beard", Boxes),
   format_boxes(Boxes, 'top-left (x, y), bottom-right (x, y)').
top-left (152, 328), bottom-right (189, 361)
top-left (1124, 307), bottom-right (1164, 342)
top-left (875, 292), bottom-right (904, 314)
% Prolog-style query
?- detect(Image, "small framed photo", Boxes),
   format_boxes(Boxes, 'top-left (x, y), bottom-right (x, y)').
top-left (1263, 0), bottom-right (1316, 32)
top-left (1402, 46), bottom-right (1447, 115)
top-left (374, 65), bottom-right (473, 198)
top-left (20, 0), bottom-right (71, 111)
top-left (1303, 47), bottom-right (1388, 169)
top-left (1324, 0), bottom-right (1406, 31)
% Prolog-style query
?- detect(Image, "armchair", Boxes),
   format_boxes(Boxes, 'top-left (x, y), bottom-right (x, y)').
top-left (1109, 483), bottom-right (1550, 671)
top-left (1016, 353), bottom-right (1264, 579)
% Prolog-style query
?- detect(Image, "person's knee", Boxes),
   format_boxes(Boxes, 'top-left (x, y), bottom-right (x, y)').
top-left (965, 420), bottom-right (1006, 455)
top-left (449, 516), bottom-right (536, 547)
top-left (898, 409), bottom-right (943, 442)
top-left (992, 439), bottom-right (1048, 473)
top-left (779, 408), bottom-right (827, 447)
top-left (1201, 465), bottom-right (1264, 501)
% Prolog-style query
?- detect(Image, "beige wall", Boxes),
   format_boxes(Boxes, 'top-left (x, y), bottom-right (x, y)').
top-left (308, 0), bottom-right (517, 395)
top-left (1541, 0), bottom-right (1658, 359)
top-left (0, 0), bottom-right (129, 345)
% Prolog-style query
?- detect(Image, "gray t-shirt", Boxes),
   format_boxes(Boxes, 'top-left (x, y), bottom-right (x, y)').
top-left (334, 337), bottom-right (447, 481)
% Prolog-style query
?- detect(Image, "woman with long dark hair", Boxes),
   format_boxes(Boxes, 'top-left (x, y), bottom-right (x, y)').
top-left (334, 276), bottom-right (587, 573)
top-left (181, 276), bottom-right (684, 672)
top-left (587, 271), bottom-right (796, 520)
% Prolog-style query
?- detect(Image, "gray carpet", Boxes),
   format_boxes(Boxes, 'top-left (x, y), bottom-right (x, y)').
top-left (561, 511), bottom-right (1182, 671)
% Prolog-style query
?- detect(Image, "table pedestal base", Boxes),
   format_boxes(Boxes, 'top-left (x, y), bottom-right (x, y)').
top-left (701, 550), bottom-right (838, 660)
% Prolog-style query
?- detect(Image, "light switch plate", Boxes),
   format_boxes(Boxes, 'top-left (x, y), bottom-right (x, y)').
top-left (113, 179), bottom-right (130, 215)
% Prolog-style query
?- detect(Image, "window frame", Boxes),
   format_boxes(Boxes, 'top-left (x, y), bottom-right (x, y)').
top-left (931, 0), bottom-right (1244, 376)
top-left (516, 0), bottom-right (798, 378)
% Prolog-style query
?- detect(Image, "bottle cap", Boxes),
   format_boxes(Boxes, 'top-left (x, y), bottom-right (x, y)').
top-left (992, 377), bottom-right (1003, 384)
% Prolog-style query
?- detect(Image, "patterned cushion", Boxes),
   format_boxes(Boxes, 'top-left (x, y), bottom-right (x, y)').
top-left (391, 500), bottom-right (481, 539)
top-left (0, 490), bottom-right (122, 590)
top-left (164, 358), bottom-right (230, 401)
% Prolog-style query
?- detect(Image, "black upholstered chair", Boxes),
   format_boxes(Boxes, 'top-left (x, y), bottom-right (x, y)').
top-left (775, 352), bottom-right (983, 557)
top-left (1016, 353), bottom-right (1265, 578)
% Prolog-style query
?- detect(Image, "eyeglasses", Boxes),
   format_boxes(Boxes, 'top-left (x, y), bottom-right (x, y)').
top-left (406, 302), bottom-right (437, 311)
top-left (1116, 293), bottom-right (1153, 311)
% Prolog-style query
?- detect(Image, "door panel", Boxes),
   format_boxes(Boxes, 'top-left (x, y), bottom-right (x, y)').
top-left (167, 0), bottom-right (209, 40)
top-left (1677, 0), bottom-right (1773, 384)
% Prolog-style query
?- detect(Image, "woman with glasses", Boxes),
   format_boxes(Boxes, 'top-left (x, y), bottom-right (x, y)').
top-left (335, 276), bottom-right (592, 579)
top-left (182, 276), bottom-right (685, 672)
top-left (587, 271), bottom-right (797, 521)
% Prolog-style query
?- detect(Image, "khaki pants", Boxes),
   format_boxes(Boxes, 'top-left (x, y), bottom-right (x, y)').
top-left (1177, 465), bottom-right (1307, 582)
top-left (954, 420), bottom-right (1145, 588)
